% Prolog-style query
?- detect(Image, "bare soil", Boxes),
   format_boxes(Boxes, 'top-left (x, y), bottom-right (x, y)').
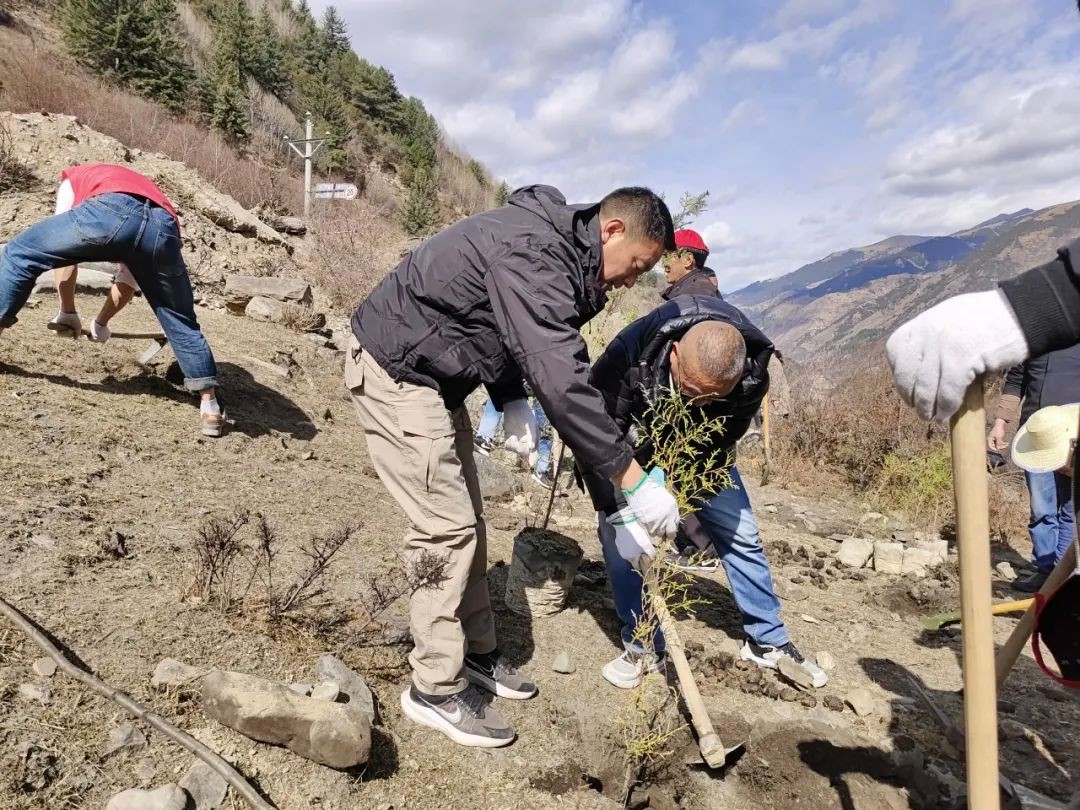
top-left (0, 294), bottom-right (1077, 809)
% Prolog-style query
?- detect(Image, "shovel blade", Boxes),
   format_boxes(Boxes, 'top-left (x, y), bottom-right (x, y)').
top-left (137, 337), bottom-right (169, 368)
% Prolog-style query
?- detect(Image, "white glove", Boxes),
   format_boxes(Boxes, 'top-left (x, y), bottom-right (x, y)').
top-left (622, 467), bottom-right (680, 540)
top-left (501, 398), bottom-right (538, 462)
top-left (885, 290), bottom-right (1029, 422)
top-left (604, 510), bottom-right (656, 564)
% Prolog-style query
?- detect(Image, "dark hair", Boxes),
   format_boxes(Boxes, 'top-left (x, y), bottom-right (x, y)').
top-left (687, 248), bottom-right (708, 269)
top-left (599, 187), bottom-right (676, 251)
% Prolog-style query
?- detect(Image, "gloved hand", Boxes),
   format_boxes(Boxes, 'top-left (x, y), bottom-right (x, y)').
top-left (885, 290), bottom-right (1029, 422)
top-left (987, 419), bottom-right (1008, 452)
top-left (89, 319), bottom-right (111, 344)
top-left (502, 399), bottom-right (538, 462)
top-left (604, 509), bottom-right (656, 565)
top-left (622, 467), bottom-right (680, 540)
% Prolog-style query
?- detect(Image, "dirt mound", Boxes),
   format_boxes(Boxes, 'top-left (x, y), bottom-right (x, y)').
top-left (0, 112), bottom-right (298, 288)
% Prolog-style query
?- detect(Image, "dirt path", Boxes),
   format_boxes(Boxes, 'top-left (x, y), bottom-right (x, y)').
top-left (0, 295), bottom-right (1076, 809)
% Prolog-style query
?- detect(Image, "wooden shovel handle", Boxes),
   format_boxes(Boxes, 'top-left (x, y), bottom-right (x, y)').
top-left (638, 556), bottom-right (725, 761)
top-left (949, 379), bottom-right (1000, 810)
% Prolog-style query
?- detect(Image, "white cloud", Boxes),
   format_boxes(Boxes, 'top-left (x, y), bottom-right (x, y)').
top-left (775, 0), bottom-right (853, 27)
top-left (725, 0), bottom-right (891, 72)
top-left (699, 219), bottom-right (737, 250)
top-left (824, 35), bottom-right (919, 130)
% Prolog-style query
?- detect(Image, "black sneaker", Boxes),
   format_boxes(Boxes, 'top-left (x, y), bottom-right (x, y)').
top-left (474, 435), bottom-right (495, 456)
top-left (400, 684), bottom-right (515, 748)
top-left (1013, 569), bottom-right (1050, 593)
top-left (465, 649), bottom-right (537, 700)
top-left (740, 639), bottom-right (827, 688)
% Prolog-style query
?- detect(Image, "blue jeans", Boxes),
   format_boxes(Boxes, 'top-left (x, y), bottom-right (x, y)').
top-left (1025, 471), bottom-right (1074, 573)
top-left (600, 466), bottom-right (787, 653)
top-left (0, 193), bottom-right (217, 391)
top-left (475, 398), bottom-right (553, 476)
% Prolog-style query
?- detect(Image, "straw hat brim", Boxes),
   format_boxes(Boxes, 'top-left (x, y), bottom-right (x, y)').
top-left (1011, 404), bottom-right (1080, 473)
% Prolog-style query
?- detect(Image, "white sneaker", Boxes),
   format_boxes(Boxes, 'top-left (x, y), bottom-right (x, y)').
top-left (89, 319), bottom-right (111, 343)
top-left (602, 649), bottom-right (666, 690)
top-left (740, 639), bottom-right (828, 688)
top-left (48, 311), bottom-right (82, 338)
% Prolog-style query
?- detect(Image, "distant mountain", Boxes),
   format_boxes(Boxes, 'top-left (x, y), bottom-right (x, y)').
top-left (728, 204), bottom-right (1080, 373)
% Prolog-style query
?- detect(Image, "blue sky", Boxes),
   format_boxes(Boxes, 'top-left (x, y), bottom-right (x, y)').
top-left (314, 0), bottom-right (1080, 292)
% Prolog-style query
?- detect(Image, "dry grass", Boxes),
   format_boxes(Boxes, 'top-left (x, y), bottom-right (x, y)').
top-left (436, 139), bottom-right (496, 217)
top-left (0, 25), bottom-right (302, 213)
top-left (307, 199), bottom-right (406, 311)
top-left (766, 366), bottom-right (1029, 540)
top-left (0, 116), bottom-right (36, 192)
top-left (278, 301), bottom-right (325, 332)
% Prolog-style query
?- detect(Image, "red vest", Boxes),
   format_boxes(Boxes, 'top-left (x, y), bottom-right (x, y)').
top-left (61, 163), bottom-right (180, 231)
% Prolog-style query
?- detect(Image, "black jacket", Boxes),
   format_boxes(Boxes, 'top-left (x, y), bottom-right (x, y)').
top-left (1003, 344), bottom-right (1080, 424)
top-left (351, 185), bottom-right (634, 479)
top-left (581, 295), bottom-right (773, 513)
top-left (661, 267), bottom-right (721, 301)
top-left (1000, 239), bottom-right (1080, 357)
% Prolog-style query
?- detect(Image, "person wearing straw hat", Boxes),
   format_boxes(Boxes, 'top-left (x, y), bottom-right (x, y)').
top-left (1011, 404), bottom-right (1080, 481)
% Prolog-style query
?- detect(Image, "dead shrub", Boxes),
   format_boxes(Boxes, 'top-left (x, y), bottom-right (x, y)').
top-left (0, 117), bottom-right (36, 192)
top-left (187, 508), bottom-right (358, 618)
top-left (279, 302), bottom-right (325, 332)
top-left (307, 200), bottom-right (405, 311)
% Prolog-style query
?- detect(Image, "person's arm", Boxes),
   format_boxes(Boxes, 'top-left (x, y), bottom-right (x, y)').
top-left (486, 242), bottom-right (636, 483)
top-left (993, 363), bottom-right (1025, 426)
top-left (999, 243), bottom-right (1080, 358)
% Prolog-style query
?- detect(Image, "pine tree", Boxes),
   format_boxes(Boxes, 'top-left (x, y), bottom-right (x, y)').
top-left (495, 181), bottom-right (511, 206)
top-left (251, 6), bottom-right (289, 96)
top-left (321, 6), bottom-right (349, 54)
top-left (59, 0), bottom-right (193, 112)
top-left (208, 0), bottom-right (254, 142)
top-left (400, 167), bottom-right (438, 236)
top-left (397, 96), bottom-right (438, 186)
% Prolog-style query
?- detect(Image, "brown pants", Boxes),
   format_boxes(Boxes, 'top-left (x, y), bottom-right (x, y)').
top-left (345, 337), bottom-right (495, 695)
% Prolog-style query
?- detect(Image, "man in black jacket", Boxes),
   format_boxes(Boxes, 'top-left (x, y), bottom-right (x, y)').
top-left (581, 295), bottom-right (827, 690)
top-left (661, 228), bottom-right (721, 301)
top-left (988, 346), bottom-right (1080, 591)
top-left (344, 185), bottom-right (678, 748)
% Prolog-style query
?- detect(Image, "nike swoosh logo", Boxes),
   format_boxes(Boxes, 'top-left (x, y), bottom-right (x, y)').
top-left (440, 704), bottom-right (463, 724)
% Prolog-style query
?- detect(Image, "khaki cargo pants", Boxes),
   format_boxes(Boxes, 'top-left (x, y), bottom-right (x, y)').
top-left (345, 336), bottom-right (496, 695)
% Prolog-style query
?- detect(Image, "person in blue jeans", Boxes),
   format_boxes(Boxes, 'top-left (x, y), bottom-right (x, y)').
top-left (0, 164), bottom-right (223, 437)
top-left (580, 294), bottom-right (827, 689)
top-left (989, 345), bottom-right (1080, 591)
top-left (474, 398), bottom-right (556, 488)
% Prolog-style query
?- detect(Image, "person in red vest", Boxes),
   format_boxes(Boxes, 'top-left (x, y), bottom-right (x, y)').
top-left (0, 163), bottom-right (223, 437)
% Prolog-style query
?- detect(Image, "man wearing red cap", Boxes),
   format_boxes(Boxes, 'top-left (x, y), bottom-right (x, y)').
top-left (661, 229), bottom-right (720, 300)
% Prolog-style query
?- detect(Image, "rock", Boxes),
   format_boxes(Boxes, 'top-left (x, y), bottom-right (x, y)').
top-left (823, 694), bottom-right (845, 712)
top-left (105, 785), bottom-right (189, 810)
top-left (780, 687), bottom-right (798, 702)
top-left (289, 683), bottom-right (313, 696)
top-left (795, 514), bottom-right (817, 533)
top-left (914, 538), bottom-right (949, 564)
top-left (901, 547), bottom-right (940, 576)
top-left (256, 208), bottom-right (307, 236)
top-left (134, 757), bottom-right (156, 786)
top-left (244, 295), bottom-right (286, 323)
top-left (836, 537), bottom-right (874, 568)
top-left (201, 670), bottom-right (371, 769)
top-left (472, 453), bottom-right (522, 502)
top-left (315, 654), bottom-right (376, 724)
top-left (847, 623), bottom-right (869, 644)
top-left (18, 683), bottom-right (51, 704)
top-left (152, 658), bottom-right (207, 690)
top-left (891, 529), bottom-right (915, 545)
top-left (225, 275), bottom-right (312, 306)
top-left (102, 724), bottom-right (148, 757)
top-left (995, 561), bottom-right (1017, 581)
top-left (311, 682), bottom-right (340, 702)
top-left (800, 613), bottom-right (820, 624)
top-left (778, 656), bottom-right (817, 691)
top-left (32, 658), bottom-right (57, 678)
top-left (815, 651), bottom-right (836, 671)
top-left (873, 542), bottom-right (904, 574)
top-left (307, 333), bottom-right (330, 348)
top-left (828, 533), bottom-right (848, 543)
top-left (32, 266), bottom-right (114, 295)
top-left (845, 687), bottom-right (879, 717)
top-left (179, 760), bottom-right (228, 810)
top-left (764, 504), bottom-right (779, 513)
top-left (552, 652), bottom-right (576, 674)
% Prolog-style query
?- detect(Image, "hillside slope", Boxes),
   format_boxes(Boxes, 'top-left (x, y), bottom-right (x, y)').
top-left (731, 203), bottom-right (1080, 369)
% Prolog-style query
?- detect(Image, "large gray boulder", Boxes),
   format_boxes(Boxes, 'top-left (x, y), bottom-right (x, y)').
top-left (201, 670), bottom-right (370, 769)
top-left (315, 654), bottom-right (377, 724)
top-left (105, 785), bottom-right (189, 810)
top-left (225, 274), bottom-right (312, 306)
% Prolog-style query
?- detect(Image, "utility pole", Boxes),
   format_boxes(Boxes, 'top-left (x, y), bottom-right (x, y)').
top-left (283, 112), bottom-right (327, 219)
